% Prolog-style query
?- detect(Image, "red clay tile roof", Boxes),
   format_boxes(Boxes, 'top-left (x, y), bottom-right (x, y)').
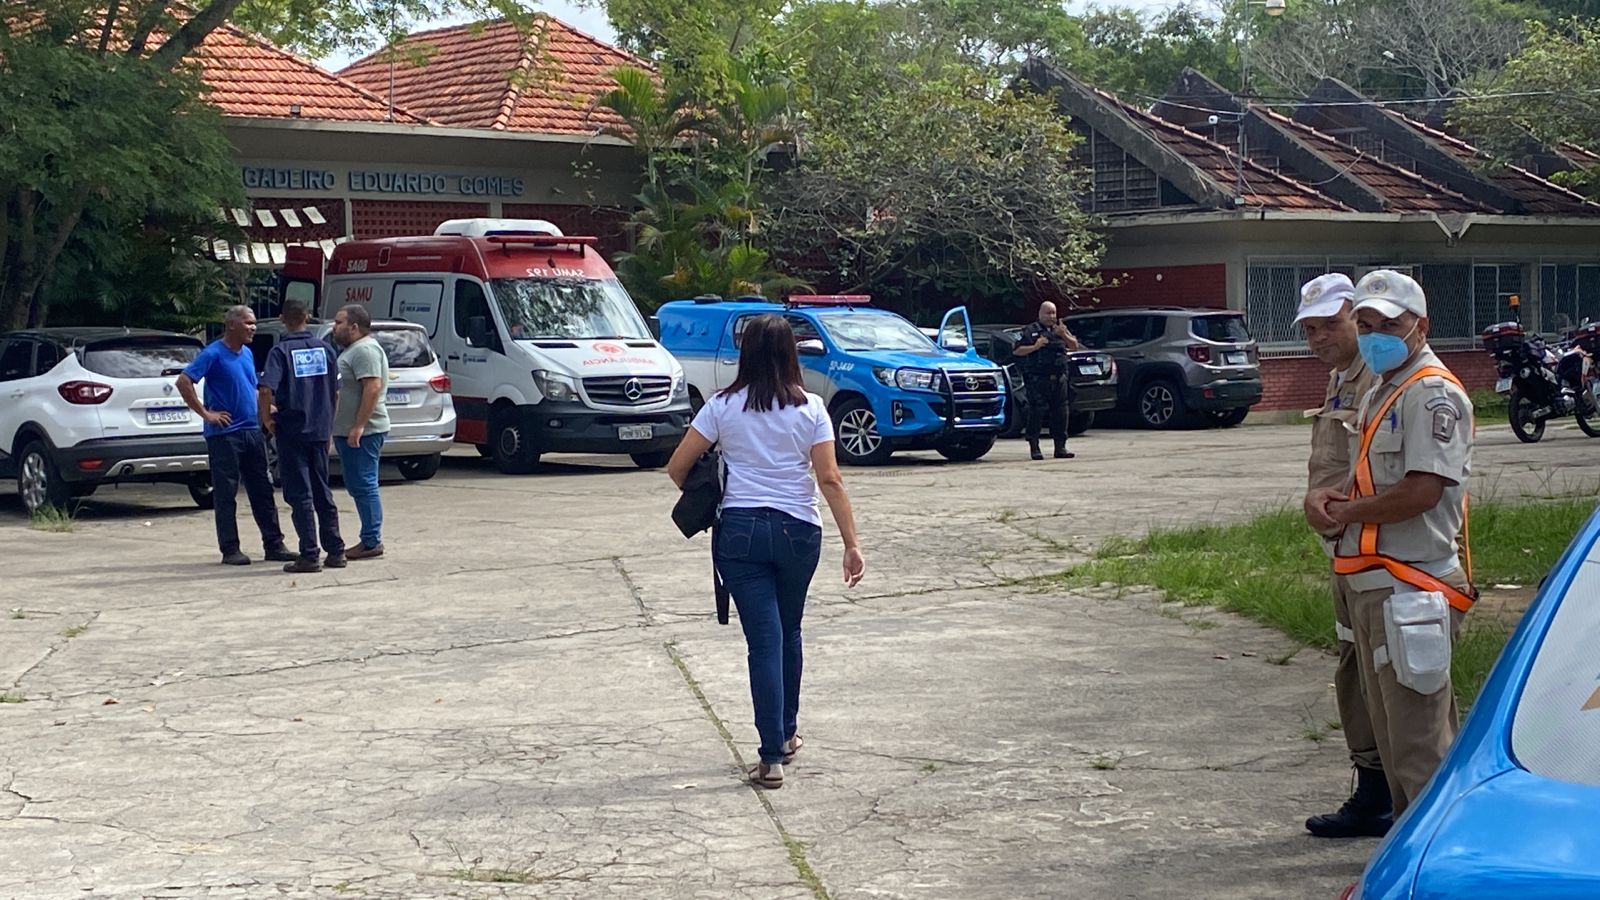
top-left (195, 25), bottom-right (433, 125)
top-left (1386, 111), bottom-right (1598, 215)
top-left (339, 16), bottom-right (651, 135)
top-left (1103, 93), bottom-right (1349, 212)
top-left (1258, 108), bottom-right (1495, 214)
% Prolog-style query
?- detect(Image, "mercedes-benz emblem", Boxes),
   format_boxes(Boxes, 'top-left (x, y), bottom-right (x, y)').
top-left (623, 378), bottom-right (644, 401)
top-left (964, 375), bottom-right (979, 391)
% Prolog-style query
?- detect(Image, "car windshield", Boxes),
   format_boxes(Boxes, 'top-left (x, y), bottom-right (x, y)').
top-left (1510, 531), bottom-right (1600, 786)
top-left (820, 314), bottom-right (936, 352)
top-left (489, 277), bottom-right (650, 340)
top-left (81, 339), bottom-right (201, 378)
top-left (1191, 315), bottom-right (1251, 343)
top-left (372, 328), bottom-right (434, 368)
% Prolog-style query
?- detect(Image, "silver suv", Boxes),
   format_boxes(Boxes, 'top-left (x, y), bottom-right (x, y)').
top-left (1063, 307), bottom-right (1263, 429)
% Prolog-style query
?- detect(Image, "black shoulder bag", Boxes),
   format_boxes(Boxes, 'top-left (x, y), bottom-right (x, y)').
top-left (671, 449), bottom-right (731, 624)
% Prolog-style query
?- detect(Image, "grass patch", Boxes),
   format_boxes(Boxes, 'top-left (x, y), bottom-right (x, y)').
top-left (1469, 389), bottom-right (1509, 425)
top-left (10, 609), bottom-right (24, 620)
top-left (445, 867), bottom-right (538, 884)
top-left (0, 692), bottom-right (25, 704)
top-left (1060, 498), bottom-right (1596, 707)
top-left (28, 505), bottom-right (76, 533)
top-left (61, 624), bottom-right (89, 639)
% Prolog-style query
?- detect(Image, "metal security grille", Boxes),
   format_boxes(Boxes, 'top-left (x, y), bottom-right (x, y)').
top-left (1073, 125), bottom-right (1162, 213)
top-left (1244, 258), bottom-right (1550, 353)
top-left (583, 376), bottom-right (671, 406)
top-left (1540, 264), bottom-right (1600, 333)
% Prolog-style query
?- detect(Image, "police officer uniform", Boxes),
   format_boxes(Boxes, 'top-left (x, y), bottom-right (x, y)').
top-left (1017, 318), bottom-right (1074, 459)
top-left (1334, 271), bottom-right (1474, 818)
top-left (1296, 274), bottom-right (1388, 838)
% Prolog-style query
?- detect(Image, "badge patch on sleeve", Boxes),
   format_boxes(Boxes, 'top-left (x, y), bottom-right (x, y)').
top-left (1432, 408), bottom-right (1458, 442)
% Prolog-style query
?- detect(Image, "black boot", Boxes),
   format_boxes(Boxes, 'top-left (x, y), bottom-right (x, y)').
top-left (1054, 442), bottom-right (1074, 459)
top-left (1306, 765), bottom-right (1394, 838)
top-left (1028, 440), bottom-right (1044, 461)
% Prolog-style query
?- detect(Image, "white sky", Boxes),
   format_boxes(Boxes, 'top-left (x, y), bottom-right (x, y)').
top-left (318, 0), bottom-right (1187, 71)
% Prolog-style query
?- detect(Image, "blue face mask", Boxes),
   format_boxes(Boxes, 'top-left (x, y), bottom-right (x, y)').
top-left (1358, 326), bottom-right (1417, 373)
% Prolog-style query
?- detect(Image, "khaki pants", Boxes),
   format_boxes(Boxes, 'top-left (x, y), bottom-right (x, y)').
top-left (1337, 569), bottom-right (1470, 817)
top-left (1330, 572), bottom-right (1381, 771)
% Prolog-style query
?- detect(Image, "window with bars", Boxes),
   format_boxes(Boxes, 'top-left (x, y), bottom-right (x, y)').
top-left (1539, 264), bottom-right (1600, 334)
top-left (1244, 263), bottom-right (1356, 346)
top-left (1072, 125), bottom-right (1165, 213)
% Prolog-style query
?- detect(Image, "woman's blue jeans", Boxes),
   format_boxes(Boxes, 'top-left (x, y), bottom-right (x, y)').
top-left (714, 507), bottom-right (823, 766)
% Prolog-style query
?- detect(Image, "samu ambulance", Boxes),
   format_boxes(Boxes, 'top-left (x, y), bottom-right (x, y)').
top-left (283, 219), bottom-right (691, 473)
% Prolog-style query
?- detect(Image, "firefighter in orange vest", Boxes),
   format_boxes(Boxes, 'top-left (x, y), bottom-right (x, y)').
top-left (1305, 269), bottom-right (1475, 819)
top-left (1295, 274), bottom-right (1389, 838)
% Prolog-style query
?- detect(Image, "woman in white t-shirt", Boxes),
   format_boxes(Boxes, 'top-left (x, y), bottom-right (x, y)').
top-left (668, 314), bottom-right (866, 790)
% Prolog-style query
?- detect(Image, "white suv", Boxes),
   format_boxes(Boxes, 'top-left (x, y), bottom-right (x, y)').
top-left (0, 329), bottom-right (214, 514)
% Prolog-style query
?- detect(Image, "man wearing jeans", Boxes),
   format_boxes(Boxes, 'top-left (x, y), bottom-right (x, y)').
top-left (176, 305), bottom-right (293, 566)
top-left (260, 299), bottom-right (345, 573)
top-left (331, 304), bottom-right (390, 559)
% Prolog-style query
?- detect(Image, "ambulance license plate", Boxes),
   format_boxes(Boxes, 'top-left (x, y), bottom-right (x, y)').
top-left (618, 425), bottom-right (653, 441)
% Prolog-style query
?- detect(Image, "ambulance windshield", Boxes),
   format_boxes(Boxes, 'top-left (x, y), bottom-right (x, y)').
top-left (490, 277), bottom-right (651, 341)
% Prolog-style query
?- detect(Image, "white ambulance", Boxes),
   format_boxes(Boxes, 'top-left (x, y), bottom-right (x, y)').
top-left (283, 219), bottom-right (691, 473)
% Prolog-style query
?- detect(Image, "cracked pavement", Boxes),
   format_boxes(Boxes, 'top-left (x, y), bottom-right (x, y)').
top-left (2, 423), bottom-right (1594, 898)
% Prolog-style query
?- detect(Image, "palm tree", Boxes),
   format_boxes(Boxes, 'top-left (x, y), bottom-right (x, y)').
top-left (594, 66), bottom-right (696, 189)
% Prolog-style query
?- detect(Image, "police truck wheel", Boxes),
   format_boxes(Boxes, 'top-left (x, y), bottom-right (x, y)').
top-left (1066, 412), bottom-right (1094, 436)
top-left (397, 454), bottom-right (442, 481)
top-left (491, 411), bottom-right (542, 474)
top-left (630, 450), bottom-right (673, 469)
top-left (1508, 391), bottom-right (1545, 444)
top-left (833, 397), bottom-right (894, 466)
top-left (935, 434), bottom-right (996, 462)
top-left (187, 475), bottom-right (215, 510)
top-left (17, 441), bottom-right (74, 516)
top-left (1136, 379), bottom-right (1186, 429)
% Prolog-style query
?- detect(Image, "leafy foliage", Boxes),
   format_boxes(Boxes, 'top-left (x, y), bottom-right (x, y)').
top-left (1451, 18), bottom-right (1600, 195)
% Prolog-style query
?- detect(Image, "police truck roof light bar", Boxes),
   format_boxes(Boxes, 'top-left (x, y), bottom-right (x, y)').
top-left (786, 294), bottom-right (872, 307)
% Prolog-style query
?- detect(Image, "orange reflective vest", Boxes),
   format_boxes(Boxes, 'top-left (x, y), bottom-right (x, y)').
top-left (1331, 365), bottom-right (1476, 612)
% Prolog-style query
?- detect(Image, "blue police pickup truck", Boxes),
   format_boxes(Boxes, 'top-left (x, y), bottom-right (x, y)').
top-left (657, 295), bottom-right (1007, 465)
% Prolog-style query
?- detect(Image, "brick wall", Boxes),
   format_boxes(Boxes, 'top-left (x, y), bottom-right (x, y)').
top-left (351, 200), bottom-right (490, 239)
top-left (1084, 264), bottom-right (1228, 311)
top-left (1256, 349), bottom-right (1499, 411)
top-left (503, 204), bottom-right (630, 259)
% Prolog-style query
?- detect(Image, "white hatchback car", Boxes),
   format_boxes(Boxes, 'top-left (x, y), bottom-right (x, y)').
top-left (250, 320), bottom-right (456, 481)
top-left (0, 328), bottom-right (214, 514)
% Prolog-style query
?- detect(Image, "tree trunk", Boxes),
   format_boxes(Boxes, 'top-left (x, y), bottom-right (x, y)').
top-left (98, 2), bottom-right (122, 56)
top-left (148, 0), bottom-right (249, 70)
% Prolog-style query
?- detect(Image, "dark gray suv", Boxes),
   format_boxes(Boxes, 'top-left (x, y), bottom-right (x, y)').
top-left (1063, 307), bottom-right (1263, 429)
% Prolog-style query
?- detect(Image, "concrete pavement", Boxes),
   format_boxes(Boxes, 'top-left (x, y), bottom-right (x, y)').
top-left (3, 423), bottom-right (1596, 898)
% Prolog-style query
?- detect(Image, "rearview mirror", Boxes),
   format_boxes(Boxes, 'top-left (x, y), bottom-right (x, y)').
top-left (796, 338), bottom-right (825, 356)
top-left (468, 316), bottom-right (492, 349)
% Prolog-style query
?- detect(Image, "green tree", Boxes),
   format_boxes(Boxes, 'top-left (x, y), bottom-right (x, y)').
top-left (1451, 18), bottom-right (1600, 195)
top-left (594, 65), bottom-right (696, 189)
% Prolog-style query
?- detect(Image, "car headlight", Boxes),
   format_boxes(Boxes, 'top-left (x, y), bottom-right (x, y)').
top-left (532, 370), bottom-right (580, 402)
top-left (672, 370), bottom-right (689, 399)
top-left (895, 368), bottom-right (938, 391)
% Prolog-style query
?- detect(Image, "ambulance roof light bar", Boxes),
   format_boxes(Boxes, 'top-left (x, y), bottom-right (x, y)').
top-left (483, 234), bottom-right (597, 256)
top-left (786, 294), bottom-right (873, 307)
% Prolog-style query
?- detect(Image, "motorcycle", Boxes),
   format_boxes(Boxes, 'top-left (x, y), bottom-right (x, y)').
top-left (1481, 320), bottom-right (1600, 443)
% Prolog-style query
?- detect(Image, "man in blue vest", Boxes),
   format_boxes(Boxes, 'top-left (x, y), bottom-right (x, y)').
top-left (176, 305), bottom-right (292, 566)
top-left (260, 299), bottom-right (346, 573)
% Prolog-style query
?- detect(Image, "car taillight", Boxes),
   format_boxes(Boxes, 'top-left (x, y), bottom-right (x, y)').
top-left (428, 373), bottom-right (451, 393)
top-left (1186, 344), bottom-right (1212, 364)
top-left (58, 381), bottom-right (113, 404)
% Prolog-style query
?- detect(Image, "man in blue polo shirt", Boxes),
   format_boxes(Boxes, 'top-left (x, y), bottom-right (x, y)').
top-left (176, 305), bottom-right (292, 566)
top-left (260, 299), bottom-right (346, 573)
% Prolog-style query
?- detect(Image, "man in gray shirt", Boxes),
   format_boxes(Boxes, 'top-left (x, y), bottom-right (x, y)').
top-left (331, 304), bottom-right (390, 559)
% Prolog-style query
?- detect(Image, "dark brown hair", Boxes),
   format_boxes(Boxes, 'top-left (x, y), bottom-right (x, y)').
top-left (720, 314), bottom-right (807, 412)
top-left (338, 303), bottom-right (372, 333)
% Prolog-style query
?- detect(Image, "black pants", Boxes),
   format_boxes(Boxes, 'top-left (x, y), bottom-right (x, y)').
top-left (278, 434), bottom-right (344, 558)
top-left (207, 430), bottom-right (284, 555)
top-left (1025, 371), bottom-right (1069, 446)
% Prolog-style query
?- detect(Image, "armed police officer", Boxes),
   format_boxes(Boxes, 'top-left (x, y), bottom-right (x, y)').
top-left (1306, 270), bottom-right (1475, 820)
top-left (1014, 301), bottom-right (1080, 461)
top-left (1295, 274), bottom-right (1390, 839)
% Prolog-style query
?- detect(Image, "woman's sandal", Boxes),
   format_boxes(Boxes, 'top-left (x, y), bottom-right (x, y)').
top-left (748, 762), bottom-right (784, 789)
top-left (782, 734), bottom-right (804, 765)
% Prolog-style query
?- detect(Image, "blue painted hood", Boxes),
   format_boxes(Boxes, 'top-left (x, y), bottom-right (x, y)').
top-left (837, 349), bottom-right (996, 371)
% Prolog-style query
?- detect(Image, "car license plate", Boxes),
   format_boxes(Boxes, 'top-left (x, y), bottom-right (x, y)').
top-left (386, 389), bottom-right (411, 405)
top-left (1223, 351), bottom-right (1249, 366)
top-left (1076, 363), bottom-right (1103, 376)
top-left (145, 407), bottom-right (190, 424)
top-left (1496, 376), bottom-right (1513, 393)
top-left (618, 425), bottom-right (653, 441)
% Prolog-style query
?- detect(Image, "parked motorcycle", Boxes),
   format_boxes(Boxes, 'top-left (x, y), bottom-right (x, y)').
top-left (1481, 320), bottom-right (1600, 443)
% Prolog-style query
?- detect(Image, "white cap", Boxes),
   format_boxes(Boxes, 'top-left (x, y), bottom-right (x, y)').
top-left (1353, 270), bottom-right (1427, 319)
top-left (1293, 273), bottom-right (1356, 325)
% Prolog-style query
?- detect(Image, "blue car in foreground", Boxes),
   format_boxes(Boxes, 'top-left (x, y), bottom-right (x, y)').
top-left (1345, 504), bottom-right (1600, 900)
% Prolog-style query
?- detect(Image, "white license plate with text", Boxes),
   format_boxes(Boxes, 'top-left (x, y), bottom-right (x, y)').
top-left (1496, 376), bottom-right (1513, 393)
top-left (145, 407), bottom-right (190, 424)
top-left (618, 425), bottom-right (653, 441)
top-left (386, 390), bottom-right (412, 405)
top-left (1076, 363), bottom-right (1103, 376)
top-left (1223, 351), bottom-right (1249, 366)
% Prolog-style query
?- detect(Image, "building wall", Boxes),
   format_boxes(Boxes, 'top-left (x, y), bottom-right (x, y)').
top-left (1257, 349), bottom-right (1498, 412)
top-left (1085, 264), bottom-right (1227, 309)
